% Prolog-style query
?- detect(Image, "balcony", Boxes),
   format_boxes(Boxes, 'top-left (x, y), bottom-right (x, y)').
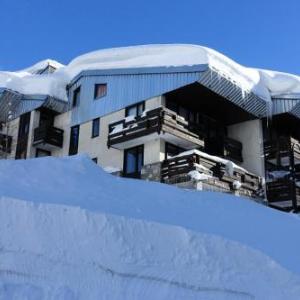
top-left (0, 133), bottom-right (12, 153)
top-left (108, 107), bottom-right (205, 150)
top-left (264, 136), bottom-right (300, 166)
top-left (161, 150), bottom-right (262, 198)
top-left (33, 125), bottom-right (64, 150)
top-left (266, 179), bottom-right (300, 211)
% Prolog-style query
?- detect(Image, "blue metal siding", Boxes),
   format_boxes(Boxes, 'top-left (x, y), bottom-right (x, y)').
top-left (272, 98), bottom-right (300, 116)
top-left (70, 71), bottom-right (203, 125)
top-left (198, 68), bottom-right (267, 118)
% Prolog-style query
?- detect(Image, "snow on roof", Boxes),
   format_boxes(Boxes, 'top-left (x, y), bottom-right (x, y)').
top-left (18, 59), bottom-right (65, 74)
top-left (1, 44), bottom-right (300, 102)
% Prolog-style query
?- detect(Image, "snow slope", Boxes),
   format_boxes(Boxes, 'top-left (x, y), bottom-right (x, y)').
top-left (1, 44), bottom-right (300, 101)
top-left (1, 197), bottom-right (300, 300)
top-left (1, 155), bottom-right (300, 299)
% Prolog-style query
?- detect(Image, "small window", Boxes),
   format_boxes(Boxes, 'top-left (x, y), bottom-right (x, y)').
top-left (94, 84), bottom-right (107, 99)
top-left (92, 118), bottom-right (100, 138)
top-left (73, 87), bottom-right (81, 107)
top-left (125, 102), bottom-right (145, 117)
top-left (92, 157), bottom-right (98, 164)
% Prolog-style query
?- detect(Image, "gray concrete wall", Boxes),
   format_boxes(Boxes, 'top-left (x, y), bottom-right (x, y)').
top-left (228, 119), bottom-right (265, 177)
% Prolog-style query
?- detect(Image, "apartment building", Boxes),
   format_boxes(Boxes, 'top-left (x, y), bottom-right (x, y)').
top-left (1, 45), bottom-right (299, 212)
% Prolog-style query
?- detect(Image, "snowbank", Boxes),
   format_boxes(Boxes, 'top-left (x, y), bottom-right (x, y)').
top-left (1, 44), bottom-right (300, 101)
top-left (1, 196), bottom-right (300, 299)
top-left (0, 154), bottom-right (300, 277)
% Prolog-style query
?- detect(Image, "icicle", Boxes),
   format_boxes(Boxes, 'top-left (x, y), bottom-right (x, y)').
top-left (266, 99), bottom-right (273, 121)
top-left (241, 87), bottom-right (246, 100)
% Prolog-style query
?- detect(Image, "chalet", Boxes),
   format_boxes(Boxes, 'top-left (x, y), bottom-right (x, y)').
top-left (0, 44), bottom-right (299, 212)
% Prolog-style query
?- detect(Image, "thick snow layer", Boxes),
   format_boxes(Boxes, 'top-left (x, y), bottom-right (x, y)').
top-left (1, 196), bottom-right (300, 300)
top-left (1, 44), bottom-right (300, 101)
top-left (0, 154), bottom-right (300, 278)
top-left (18, 59), bottom-right (65, 74)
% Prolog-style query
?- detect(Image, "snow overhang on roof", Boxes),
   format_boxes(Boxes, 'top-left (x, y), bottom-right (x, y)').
top-left (1, 44), bottom-right (300, 119)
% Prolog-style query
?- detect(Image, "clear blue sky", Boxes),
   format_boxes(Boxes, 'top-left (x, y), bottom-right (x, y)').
top-left (1, 0), bottom-right (300, 74)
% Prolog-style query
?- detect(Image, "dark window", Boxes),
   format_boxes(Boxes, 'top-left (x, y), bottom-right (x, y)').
top-left (15, 112), bottom-right (31, 159)
top-left (73, 87), bottom-right (81, 107)
top-left (94, 84), bottom-right (107, 99)
top-left (125, 102), bottom-right (145, 118)
top-left (92, 118), bottom-right (100, 138)
top-left (69, 125), bottom-right (80, 155)
top-left (92, 157), bottom-right (98, 164)
top-left (124, 145), bottom-right (144, 178)
top-left (165, 142), bottom-right (184, 160)
top-left (36, 148), bottom-right (51, 158)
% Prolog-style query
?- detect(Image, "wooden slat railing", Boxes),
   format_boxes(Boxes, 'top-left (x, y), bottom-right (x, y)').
top-left (108, 107), bottom-right (205, 148)
top-left (161, 151), bottom-right (262, 197)
top-left (33, 125), bottom-right (64, 148)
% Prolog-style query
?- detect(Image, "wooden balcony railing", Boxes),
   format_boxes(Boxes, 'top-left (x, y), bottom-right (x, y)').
top-left (161, 150), bottom-right (262, 198)
top-left (0, 133), bottom-right (12, 153)
top-left (108, 107), bottom-right (205, 149)
top-left (266, 179), bottom-right (300, 211)
top-left (33, 125), bottom-right (64, 148)
top-left (264, 136), bottom-right (300, 164)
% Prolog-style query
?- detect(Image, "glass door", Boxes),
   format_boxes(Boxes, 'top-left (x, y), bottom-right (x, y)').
top-left (124, 145), bottom-right (144, 178)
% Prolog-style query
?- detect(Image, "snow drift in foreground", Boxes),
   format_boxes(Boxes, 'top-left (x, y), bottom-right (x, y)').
top-left (1, 44), bottom-right (300, 101)
top-left (1, 197), bottom-right (300, 300)
top-left (1, 155), bottom-right (300, 299)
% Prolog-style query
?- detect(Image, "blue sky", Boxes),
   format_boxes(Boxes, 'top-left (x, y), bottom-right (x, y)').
top-left (1, 0), bottom-right (300, 74)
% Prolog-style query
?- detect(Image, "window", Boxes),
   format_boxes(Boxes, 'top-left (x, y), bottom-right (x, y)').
top-left (94, 84), bottom-right (107, 99)
top-left (69, 125), bottom-right (80, 155)
top-left (165, 142), bottom-right (184, 159)
top-left (125, 102), bottom-right (145, 118)
top-left (73, 87), bottom-right (81, 107)
top-left (92, 157), bottom-right (98, 164)
top-left (36, 148), bottom-right (51, 158)
top-left (124, 145), bottom-right (144, 178)
top-left (92, 118), bottom-right (100, 138)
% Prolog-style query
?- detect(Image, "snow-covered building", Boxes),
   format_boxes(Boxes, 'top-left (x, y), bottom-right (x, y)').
top-left (1, 44), bottom-right (300, 211)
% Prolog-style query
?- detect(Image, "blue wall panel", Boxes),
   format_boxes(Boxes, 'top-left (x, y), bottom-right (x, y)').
top-left (70, 71), bottom-right (203, 126)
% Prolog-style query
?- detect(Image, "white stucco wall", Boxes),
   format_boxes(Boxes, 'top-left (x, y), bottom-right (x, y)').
top-left (145, 96), bottom-right (163, 110)
top-left (227, 119), bottom-right (265, 177)
top-left (77, 109), bottom-right (124, 170)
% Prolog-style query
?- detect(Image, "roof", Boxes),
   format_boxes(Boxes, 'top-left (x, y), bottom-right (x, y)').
top-left (1, 44), bottom-right (300, 119)
top-left (0, 89), bottom-right (68, 122)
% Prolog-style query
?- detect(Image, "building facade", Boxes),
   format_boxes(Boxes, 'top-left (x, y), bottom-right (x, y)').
top-left (1, 46), bottom-right (300, 212)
